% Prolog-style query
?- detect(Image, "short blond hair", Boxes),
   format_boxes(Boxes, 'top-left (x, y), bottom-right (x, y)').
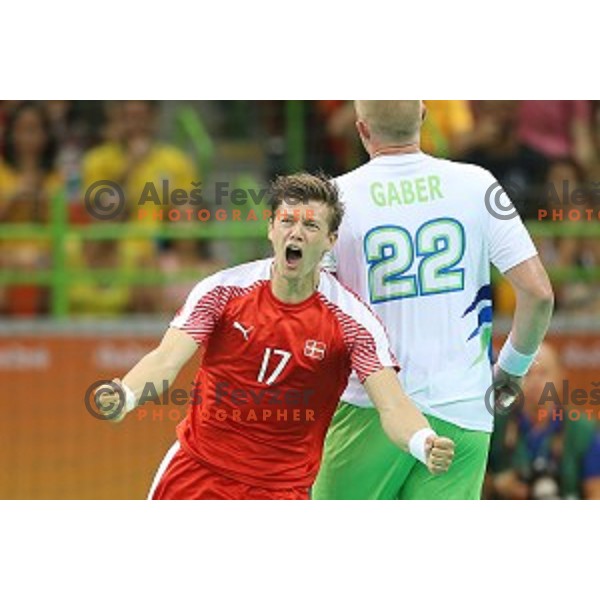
top-left (355, 101), bottom-right (422, 144)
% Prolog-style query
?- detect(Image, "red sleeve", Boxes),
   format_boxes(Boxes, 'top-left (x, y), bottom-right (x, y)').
top-left (350, 323), bottom-right (400, 383)
top-left (320, 286), bottom-right (400, 383)
top-left (170, 277), bottom-right (232, 346)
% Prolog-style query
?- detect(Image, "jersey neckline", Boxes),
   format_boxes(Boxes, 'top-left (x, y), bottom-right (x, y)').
top-left (369, 152), bottom-right (427, 166)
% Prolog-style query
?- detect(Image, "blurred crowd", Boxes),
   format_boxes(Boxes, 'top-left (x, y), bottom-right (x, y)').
top-left (0, 100), bottom-right (221, 318)
top-left (485, 341), bottom-right (600, 500)
top-left (1, 100), bottom-right (600, 318)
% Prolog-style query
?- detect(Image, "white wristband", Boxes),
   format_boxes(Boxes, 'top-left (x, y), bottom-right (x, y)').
top-left (121, 382), bottom-right (137, 413)
top-left (497, 338), bottom-right (538, 377)
top-left (409, 428), bottom-right (436, 465)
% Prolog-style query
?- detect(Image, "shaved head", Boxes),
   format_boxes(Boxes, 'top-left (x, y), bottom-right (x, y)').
top-left (355, 101), bottom-right (423, 145)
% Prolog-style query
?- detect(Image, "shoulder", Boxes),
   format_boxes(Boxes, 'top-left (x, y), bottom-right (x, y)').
top-left (426, 154), bottom-right (496, 183)
top-left (333, 164), bottom-right (381, 201)
top-left (335, 154), bottom-right (496, 188)
top-left (425, 156), bottom-right (502, 210)
top-left (172, 259), bottom-right (271, 324)
top-left (187, 258), bottom-right (271, 298)
top-left (334, 164), bottom-right (369, 188)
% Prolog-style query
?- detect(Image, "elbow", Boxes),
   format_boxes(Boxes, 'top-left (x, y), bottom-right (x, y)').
top-left (516, 278), bottom-right (554, 317)
top-left (529, 280), bottom-right (555, 313)
top-left (508, 258), bottom-right (554, 316)
top-left (536, 281), bottom-right (555, 309)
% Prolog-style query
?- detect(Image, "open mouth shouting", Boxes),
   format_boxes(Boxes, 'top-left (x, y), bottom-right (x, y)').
top-left (285, 244), bottom-right (303, 269)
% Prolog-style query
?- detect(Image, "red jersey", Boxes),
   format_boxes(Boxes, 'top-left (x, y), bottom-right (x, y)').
top-left (170, 258), bottom-right (398, 489)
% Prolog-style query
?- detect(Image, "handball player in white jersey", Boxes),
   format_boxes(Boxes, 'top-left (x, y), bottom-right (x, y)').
top-left (313, 101), bottom-right (554, 500)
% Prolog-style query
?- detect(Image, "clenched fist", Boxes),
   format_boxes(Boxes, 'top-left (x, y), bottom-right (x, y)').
top-left (425, 436), bottom-right (455, 475)
top-left (94, 378), bottom-right (128, 422)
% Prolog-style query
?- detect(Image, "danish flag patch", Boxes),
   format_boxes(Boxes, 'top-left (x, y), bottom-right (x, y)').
top-left (304, 340), bottom-right (326, 360)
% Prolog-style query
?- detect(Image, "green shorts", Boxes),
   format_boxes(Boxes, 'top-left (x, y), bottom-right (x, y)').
top-left (312, 402), bottom-right (490, 500)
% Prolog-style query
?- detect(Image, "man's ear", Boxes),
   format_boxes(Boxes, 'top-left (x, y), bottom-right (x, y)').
top-left (267, 219), bottom-right (274, 243)
top-left (356, 119), bottom-right (373, 154)
top-left (421, 101), bottom-right (427, 124)
top-left (356, 119), bottom-right (369, 141)
top-left (327, 231), bottom-right (338, 250)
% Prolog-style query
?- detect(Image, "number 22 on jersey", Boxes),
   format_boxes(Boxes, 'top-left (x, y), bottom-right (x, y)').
top-left (364, 217), bottom-right (466, 303)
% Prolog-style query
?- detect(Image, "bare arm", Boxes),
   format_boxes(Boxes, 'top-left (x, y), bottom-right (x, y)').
top-left (502, 255), bottom-right (554, 355)
top-left (96, 327), bottom-right (198, 420)
top-left (492, 256), bottom-right (554, 406)
top-left (363, 368), bottom-right (454, 474)
top-left (122, 327), bottom-right (198, 398)
top-left (363, 368), bottom-right (430, 453)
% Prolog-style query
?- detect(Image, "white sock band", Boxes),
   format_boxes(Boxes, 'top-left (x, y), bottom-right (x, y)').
top-left (409, 427), bottom-right (436, 465)
top-left (121, 382), bottom-right (137, 414)
top-left (497, 338), bottom-right (538, 377)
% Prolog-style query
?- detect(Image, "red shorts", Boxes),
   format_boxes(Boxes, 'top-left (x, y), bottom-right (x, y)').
top-left (149, 442), bottom-right (309, 500)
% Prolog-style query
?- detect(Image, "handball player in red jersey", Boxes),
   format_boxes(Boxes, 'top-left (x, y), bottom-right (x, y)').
top-left (95, 173), bottom-right (455, 499)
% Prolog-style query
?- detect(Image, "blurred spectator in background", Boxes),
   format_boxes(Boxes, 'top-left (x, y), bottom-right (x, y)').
top-left (82, 100), bottom-right (198, 229)
top-left (66, 229), bottom-right (158, 317)
top-left (0, 101), bottom-right (62, 316)
top-left (465, 101), bottom-right (597, 220)
top-left (420, 100), bottom-right (476, 158)
top-left (314, 101), bottom-right (365, 173)
top-left (98, 101), bottom-right (126, 145)
top-left (44, 101), bottom-right (90, 207)
top-left (487, 342), bottom-right (600, 499)
top-left (464, 101), bottom-right (535, 216)
top-left (80, 100), bottom-right (201, 315)
top-left (517, 101), bottom-right (596, 181)
top-left (0, 101), bottom-right (24, 156)
top-left (466, 101), bottom-right (520, 171)
top-left (588, 101), bottom-right (600, 186)
top-left (158, 232), bottom-right (224, 315)
top-left (0, 102), bottom-right (59, 222)
top-left (548, 159), bottom-right (600, 313)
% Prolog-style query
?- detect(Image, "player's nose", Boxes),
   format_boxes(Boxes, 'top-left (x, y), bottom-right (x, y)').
top-left (288, 220), bottom-right (305, 240)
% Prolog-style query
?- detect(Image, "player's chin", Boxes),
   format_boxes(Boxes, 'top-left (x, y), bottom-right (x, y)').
top-left (281, 259), bottom-right (311, 278)
top-left (283, 260), bottom-right (302, 273)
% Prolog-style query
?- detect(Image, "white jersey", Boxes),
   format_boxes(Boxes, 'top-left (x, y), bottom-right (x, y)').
top-left (327, 153), bottom-right (537, 432)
